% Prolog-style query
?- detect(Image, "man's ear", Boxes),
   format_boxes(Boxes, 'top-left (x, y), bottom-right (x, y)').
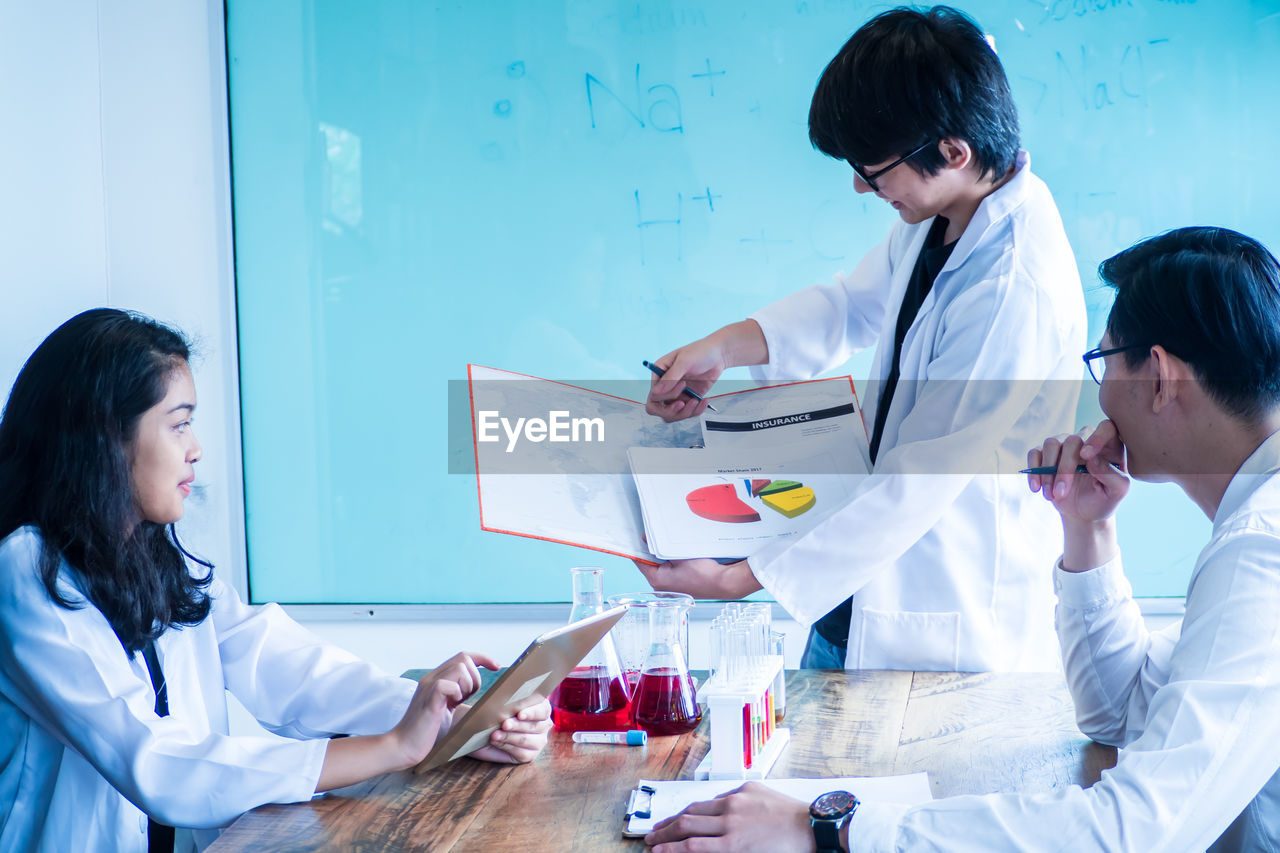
top-left (1149, 345), bottom-right (1194, 414)
top-left (938, 137), bottom-right (973, 171)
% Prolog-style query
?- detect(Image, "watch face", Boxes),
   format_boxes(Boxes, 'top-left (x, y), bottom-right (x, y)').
top-left (810, 790), bottom-right (858, 820)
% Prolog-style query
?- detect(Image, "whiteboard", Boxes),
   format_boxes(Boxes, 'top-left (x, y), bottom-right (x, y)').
top-left (226, 0), bottom-right (1280, 603)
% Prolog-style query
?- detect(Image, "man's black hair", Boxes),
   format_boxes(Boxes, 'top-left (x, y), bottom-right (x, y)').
top-left (808, 5), bottom-right (1019, 180)
top-left (1102, 226), bottom-right (1280, 421)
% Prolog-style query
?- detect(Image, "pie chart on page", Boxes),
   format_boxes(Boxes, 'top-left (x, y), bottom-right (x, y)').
top-left (685, 479), bottom-right (817, 524)
top-left (685, 483), bottom-right (761, 523)
top-left (761, 486), bottom-right (816, 518)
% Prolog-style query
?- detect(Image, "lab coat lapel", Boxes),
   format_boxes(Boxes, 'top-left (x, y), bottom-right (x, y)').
top-left (885, 153), bottom-right (1037, 400)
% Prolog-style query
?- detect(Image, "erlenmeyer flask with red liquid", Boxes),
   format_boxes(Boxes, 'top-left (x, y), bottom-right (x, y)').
top-left (549, 567), bottom-right (632, 732)
top-left (631, 597), bottom-right (701, 736)
top-left (606, 591), bottom-right (694, 696)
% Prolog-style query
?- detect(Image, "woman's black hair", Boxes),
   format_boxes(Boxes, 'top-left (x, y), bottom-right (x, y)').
top-left (808, 5), bottom-right (1020, 181)
top-left (1101, 226), bottom-right (1280, 421)
top-left (0, 308), bottom-right (212, 653)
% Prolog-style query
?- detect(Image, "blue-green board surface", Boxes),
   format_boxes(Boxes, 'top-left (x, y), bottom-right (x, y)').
top-left (227, 1), bottom-right (1280, 603)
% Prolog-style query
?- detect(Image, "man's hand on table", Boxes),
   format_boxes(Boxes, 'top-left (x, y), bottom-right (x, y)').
top-left (646, 782), bottom-right (820, 852)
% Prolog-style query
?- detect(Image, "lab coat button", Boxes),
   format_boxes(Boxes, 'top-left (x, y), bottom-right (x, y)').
top-left (139, 815), bottom-right (148, 833)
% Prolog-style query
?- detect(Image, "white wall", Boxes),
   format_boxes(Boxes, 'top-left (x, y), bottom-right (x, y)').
top-left (0, 0), bottom-right (243, 594)
top-left (1, 1), bottom-right (109, 395)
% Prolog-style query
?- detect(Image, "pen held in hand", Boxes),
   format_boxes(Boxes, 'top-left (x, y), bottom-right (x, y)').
top-left (642, 360), bottom-right (719, 413)
top-left (1020, 464), bottom-right (1089, 475)
top-left (1020, 461), bottom-right (1123, 475)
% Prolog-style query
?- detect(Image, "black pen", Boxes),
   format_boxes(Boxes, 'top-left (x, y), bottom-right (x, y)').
top-left (1020, 464), bottom-right (1089, 475)
top-left (1021, 461), bottom-right (1124, 475)
top-left (643, 360), bottom-right (718, 413)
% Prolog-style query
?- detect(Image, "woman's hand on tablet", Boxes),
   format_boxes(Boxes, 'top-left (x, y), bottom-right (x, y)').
top-left (317, 670), bottom-right (470, 791)
top-left (469, 695), bottom-right (553, 765)
top-left (386, 653), bottom-right (499, 770)
top-left (388, 668), bottom-right (473, 769)
top-left (420, 651), bottom-right (500, 701)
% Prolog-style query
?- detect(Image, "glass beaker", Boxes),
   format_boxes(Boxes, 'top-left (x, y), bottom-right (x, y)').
top-left (550, 567), bottom-right (632, 732)
top-left (631, 597), bottom-right (702, 736)
top-left (606, 591), bottom-right (693, 695)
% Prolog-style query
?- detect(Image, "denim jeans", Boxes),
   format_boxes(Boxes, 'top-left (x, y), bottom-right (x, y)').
top-left (800, 625), bottom-right (847, 669)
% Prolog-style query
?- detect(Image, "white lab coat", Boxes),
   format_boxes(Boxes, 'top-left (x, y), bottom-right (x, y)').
top-left (0, 526), bottom-right (416, 852)
top-left (847, 430), bottom-right (1280, 852)
top-left (748, 151), bottom-right (1086, 671)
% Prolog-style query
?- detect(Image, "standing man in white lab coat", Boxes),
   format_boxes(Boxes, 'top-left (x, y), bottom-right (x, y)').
top-left (641, 6), bottom-right (1086, 671)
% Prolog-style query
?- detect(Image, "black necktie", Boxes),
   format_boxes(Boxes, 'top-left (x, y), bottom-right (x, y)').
top-left (812, 217), bottom-right (955, 650)
top-left (142, 640), bottom-right (176, 853)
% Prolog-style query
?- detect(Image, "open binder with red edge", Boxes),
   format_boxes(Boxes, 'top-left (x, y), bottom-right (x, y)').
top-left (467, 365), bottom-right (867, 566)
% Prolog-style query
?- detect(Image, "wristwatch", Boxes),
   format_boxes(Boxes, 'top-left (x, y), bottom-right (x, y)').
top-left (810, 790), bottom-right (858, 852)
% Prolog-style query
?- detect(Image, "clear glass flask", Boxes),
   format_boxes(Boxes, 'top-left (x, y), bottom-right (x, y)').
top-left (549, 567), bottom-right (632, 732)
top-left (606, 591), bottom-right (693, 695)
top-left (631, 597), bottom-right (702, 736)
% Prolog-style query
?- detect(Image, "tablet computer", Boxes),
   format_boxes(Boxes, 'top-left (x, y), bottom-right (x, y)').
top-left (414, 605), bottom-right (628, 772)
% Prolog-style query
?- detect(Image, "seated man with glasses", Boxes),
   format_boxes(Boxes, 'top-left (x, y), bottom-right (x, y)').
top-left (647, 225), bottom-right (1280, 852)
top-left (640, 6), bottom-right (1086, 674)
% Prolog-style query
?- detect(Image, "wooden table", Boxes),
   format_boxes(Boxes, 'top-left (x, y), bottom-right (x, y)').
top-left (207, 670), bottom-right (1116, 852)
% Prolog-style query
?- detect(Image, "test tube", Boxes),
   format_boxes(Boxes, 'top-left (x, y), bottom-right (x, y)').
top-left (708, 617), bottom-right (723, 681)
top-left (727, 627), bottom-right (751, 768)
top-left (749, 612), bottom-right (768, 674)
top-left (571, 730), bottom-right (648, 745)
top-left (771, 630), bottom-right (787, 723)
top-left (728, 627), bottom-right (748, 685)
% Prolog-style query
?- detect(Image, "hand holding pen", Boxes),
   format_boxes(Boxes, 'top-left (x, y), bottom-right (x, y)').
top-left (1025, 421), bottom-right (1130, 523)
top-left (644, 343), bottom-right (728, 421)
top-left (643, 361), bottom-right (718, 414)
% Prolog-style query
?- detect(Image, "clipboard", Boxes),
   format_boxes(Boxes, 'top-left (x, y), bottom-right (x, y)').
top-left (622, 785), bottom-right (658, 838)
top-left (620, 774), bottom-right (934, 838)
top-left (413, 605), bottom-right (627, 772)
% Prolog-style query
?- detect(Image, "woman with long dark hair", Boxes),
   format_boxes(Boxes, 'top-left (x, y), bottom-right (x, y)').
top-left (0, 309), bottom-right (551, 851)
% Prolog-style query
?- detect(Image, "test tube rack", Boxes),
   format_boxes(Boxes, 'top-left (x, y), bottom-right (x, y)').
top-left (693, 654), bottom-right (790, 781)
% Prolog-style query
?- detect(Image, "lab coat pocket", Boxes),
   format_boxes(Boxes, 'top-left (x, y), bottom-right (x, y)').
top-left (854, 608), bottom-right (961, 671)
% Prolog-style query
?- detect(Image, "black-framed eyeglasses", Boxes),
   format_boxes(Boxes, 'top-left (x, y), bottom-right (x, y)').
top-left (1082, 344), bottom-right (1149, 385)
top-left (850, 141), bottom-right (935, 192)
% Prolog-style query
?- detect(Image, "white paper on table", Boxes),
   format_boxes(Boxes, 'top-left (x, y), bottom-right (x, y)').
top-left (625, 773), bottom-right (932, 836)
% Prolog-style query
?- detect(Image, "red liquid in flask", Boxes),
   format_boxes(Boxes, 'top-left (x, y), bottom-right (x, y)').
top-left (631, 668), bottom-right (702, 735)
top-left (550, 666), bottom-right (632, 732)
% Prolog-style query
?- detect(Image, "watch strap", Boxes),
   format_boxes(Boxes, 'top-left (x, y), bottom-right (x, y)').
top-left (812, 813), bottom-right (844, 852)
